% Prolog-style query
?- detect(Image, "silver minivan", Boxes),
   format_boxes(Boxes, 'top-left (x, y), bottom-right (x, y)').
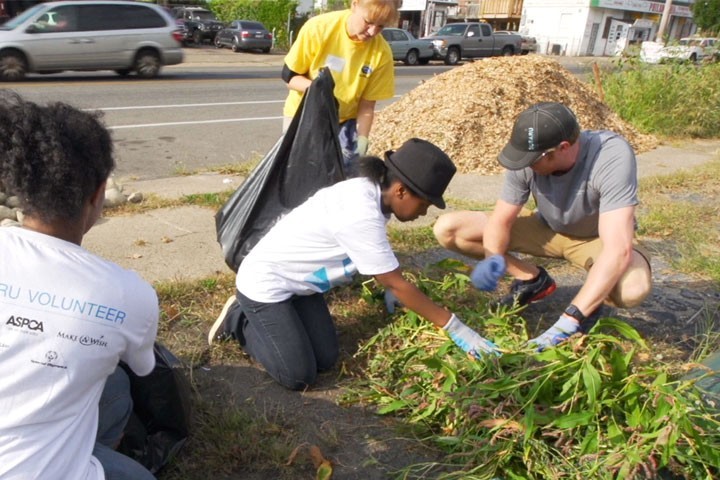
top-left (0, 1), bottom-right (183, 81)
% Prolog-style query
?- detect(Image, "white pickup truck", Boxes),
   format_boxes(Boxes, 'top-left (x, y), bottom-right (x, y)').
top-left (641, 37), bottom-right (718, 64)
top-left (422, 22), bottom-right (522, 65)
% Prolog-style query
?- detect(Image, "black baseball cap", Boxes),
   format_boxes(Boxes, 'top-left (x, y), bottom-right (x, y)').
top-left (385, 138), bottom-right (456, 209)
top-left (498, 102), bottom-right (580, 170)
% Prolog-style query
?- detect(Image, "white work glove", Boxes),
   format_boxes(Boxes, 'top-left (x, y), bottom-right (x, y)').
top-left (443, 314), bottom-right (500, 358)
top-left (356, 135), bottom-right (369, 156)
top-left (528, 313), bottom-right (580, 351)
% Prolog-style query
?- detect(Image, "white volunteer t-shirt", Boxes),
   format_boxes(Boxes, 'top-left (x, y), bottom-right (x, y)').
top-left (0, 227), bottom-right (158, 480)
top-left (237, 177), bottom-right (400, 303)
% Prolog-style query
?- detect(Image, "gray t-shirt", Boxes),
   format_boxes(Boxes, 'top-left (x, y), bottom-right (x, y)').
top-left (500, 130), bottom-right (638, 238)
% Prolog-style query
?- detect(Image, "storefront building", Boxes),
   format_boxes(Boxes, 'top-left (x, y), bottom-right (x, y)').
top-left (520, 0), bottom-right (695, 56)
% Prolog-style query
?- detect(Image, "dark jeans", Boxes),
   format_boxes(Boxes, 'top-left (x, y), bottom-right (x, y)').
top-left (230, 291), bottom-right (339, 391)
top-left (93, 367), bottom-right (155, 480)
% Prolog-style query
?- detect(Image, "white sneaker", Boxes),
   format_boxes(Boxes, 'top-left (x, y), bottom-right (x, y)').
top-left (208, 295), bottom-right (236, 345)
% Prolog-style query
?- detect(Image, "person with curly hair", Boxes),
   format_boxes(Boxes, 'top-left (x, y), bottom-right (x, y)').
top-left (0, 92), bottom-right (158, 480)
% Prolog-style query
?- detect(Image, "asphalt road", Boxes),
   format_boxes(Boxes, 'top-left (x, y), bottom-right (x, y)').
top-left (4, 61), bottom-right (459, 181)
top-left (2, 51), bottom-right (596, 181)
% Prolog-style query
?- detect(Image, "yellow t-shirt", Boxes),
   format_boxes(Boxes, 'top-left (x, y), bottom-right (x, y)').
top-left (283, 10), bottom-right (395, 123)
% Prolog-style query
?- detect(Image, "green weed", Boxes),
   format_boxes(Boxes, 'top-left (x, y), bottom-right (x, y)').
top-left (344, 270), bottom-right (720, 479)
top-left (603, 62), bottom-right (720, 138)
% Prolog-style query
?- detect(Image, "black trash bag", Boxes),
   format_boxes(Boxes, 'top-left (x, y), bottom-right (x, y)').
top-left (118, 342), bottom-right (192, 474)
top-left (215, 67), bottom-right (345, 271)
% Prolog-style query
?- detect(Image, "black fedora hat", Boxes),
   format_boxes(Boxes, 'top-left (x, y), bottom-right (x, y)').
top-left (384, 138), bottom-right (456, 209)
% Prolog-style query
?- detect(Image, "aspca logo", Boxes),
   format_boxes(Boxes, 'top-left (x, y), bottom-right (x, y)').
top-left (6, 315), bottom-right (44, 332)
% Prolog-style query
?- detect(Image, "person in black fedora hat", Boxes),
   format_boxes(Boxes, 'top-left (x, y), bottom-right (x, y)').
top-left (434, 101), bottom-right (653, 350)
top-left (210, 137), bottom-right (499, 391)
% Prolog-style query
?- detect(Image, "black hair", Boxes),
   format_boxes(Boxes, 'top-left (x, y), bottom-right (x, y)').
top-left (0, 91), bottom-right (114, 222)
top-left (357, 155), bottom-right (419, 197)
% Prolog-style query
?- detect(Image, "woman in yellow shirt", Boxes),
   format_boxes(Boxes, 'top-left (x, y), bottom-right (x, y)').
top-left (282, 0), bottom-right (400, 176)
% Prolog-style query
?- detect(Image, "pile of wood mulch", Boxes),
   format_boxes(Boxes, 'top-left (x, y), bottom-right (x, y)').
top-left (370, 55), bottom-right (658, 175)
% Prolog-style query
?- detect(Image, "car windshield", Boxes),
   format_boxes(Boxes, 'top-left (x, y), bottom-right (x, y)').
top-left (192, 12), bottom-right (216, 21)
top-left (679, 39), bottom-right (701, 46)
top-left (0, 4), bottom-right (45, 30)
top-left (434, 24), bottom-right (466, 36)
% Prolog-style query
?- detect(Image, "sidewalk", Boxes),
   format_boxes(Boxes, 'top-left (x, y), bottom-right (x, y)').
top-left (83, 139), bottom-right (720, 284)
top-left (173, 45), bottom-right (617, 69)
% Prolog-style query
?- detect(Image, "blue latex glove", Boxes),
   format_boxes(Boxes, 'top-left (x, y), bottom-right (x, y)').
top-left (384, 289), bottom-right (403, 314)
top-left (443, 314), bottom-right (500, 358)
top-left (471, 254), bottom-right (507, 291)
top-left (528, 313), bottom-right (580, 351)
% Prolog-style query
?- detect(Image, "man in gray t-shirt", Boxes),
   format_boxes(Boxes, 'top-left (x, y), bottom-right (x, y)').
top-left (433, 102), bottom-right (652, 349)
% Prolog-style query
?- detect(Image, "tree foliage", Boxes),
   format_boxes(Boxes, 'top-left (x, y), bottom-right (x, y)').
top-left (210, 0), bottom-right (302, 47)
top-left (692, 0), bottom-right (720, 35)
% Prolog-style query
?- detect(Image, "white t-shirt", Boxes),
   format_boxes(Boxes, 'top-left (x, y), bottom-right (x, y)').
top-left (237, 177), bottom-right (400, 303)
top-left (0, 227), bottom-right (158, 480)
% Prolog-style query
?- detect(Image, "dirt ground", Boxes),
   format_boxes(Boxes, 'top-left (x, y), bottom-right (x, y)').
top-left (181, 238), bottom-right (720, 480)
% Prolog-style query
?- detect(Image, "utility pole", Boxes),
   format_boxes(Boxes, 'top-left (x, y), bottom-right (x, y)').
top-left (655, 0), bottom-right (673, 42)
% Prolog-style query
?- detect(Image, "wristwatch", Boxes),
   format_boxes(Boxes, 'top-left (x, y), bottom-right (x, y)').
top-left (564, 304), bottom-right (587, 323)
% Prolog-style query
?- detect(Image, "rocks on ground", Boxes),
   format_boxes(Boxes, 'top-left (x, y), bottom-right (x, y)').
top-left (0, 177), bottom-right (142, 227)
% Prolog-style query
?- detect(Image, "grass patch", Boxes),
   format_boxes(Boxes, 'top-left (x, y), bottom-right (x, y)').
top-left (342, 268), bottom-right (720, 479)
top-left (603, 61), bottom-right (720, 138)
top-left (637, 158), bottom-right (720, 281)
top-left (387, 225), bottom-right (438, 255)
top-left (103, 191), bottom-right (234, 216)
top-left (147, 157), bottom-right (720, 478)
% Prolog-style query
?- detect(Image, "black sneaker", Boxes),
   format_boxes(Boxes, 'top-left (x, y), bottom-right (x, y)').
top-left (208, 295), bottom-right (237, 345)
top-left (499, 266), bottom-right (556, 307)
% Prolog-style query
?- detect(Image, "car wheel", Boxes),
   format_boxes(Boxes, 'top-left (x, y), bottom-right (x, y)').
top-left (404, 49), bottom-right (419, 66)
top-left (115, 69), bottom-right (131, 76)
top-left (231, 41), bottom-right (240, 53)
top-left (214, 36), bottom-right (222, 49)
top-left (502, 46), bottom-right (514, 56)
top-left (261, 47), bottom-right (271, 54)
top-left (689, 53), bottom-right (697, 63)
top-left (134, 50), bottom-right (161, 79)
top-left (444, 47), bottom-right (460, 65)
top-left (192, 30), bottom-right (203, 45)
top-left (0, 51), bottom-right (27, 81)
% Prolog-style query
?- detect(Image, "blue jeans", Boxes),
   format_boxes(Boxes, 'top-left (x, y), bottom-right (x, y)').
top-left (234, 291), bottom-right (338, 390)
top-left (338, 119), bottom-right (359, 177)
top-left (93, 367), bottom-right (156, 480)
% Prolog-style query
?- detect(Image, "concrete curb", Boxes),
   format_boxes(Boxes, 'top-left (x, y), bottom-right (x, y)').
top-left (86, 139), bottom-right (720, 284)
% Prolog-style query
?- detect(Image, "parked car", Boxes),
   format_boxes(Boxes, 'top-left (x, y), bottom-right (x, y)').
top-left (495, 30), bottom-right (537, 55)
top-left (641, 37), bottom-right (718, 64)
top-left (381, 27), bottom-right (433, 65)
top-left (214, 20), bottom-right (272, 53)
top-left (0, 0), bottom-right (183, 81)
top-left (172, 6), bottom-right (224, 45)
top-left (422, 22), bottom-right (522, 65)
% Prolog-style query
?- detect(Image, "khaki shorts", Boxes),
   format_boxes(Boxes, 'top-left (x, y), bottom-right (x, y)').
top-left (507, 209), bottom-right (651, 272)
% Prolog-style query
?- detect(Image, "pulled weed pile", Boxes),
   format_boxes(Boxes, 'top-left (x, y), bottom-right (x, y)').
top-left (344, 261), bottom-right (720, 479)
